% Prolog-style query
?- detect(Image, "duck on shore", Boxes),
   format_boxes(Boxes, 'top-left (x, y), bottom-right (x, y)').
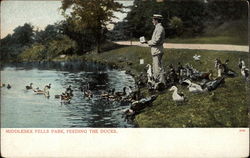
top-left (202, 77), bottom-right (225, 91)
top-left (241, 66), bottom-right (249, 81)
top-left (193, 54), bottom-right (201, 62)
top-left (169, 86), bottom-right (186, 102)
top-left (183, 79), bottom-right (207, 93)
top-left (238, 58), bottom-right (246, 69)
top-left (146, 64), bottom-right (154, 85)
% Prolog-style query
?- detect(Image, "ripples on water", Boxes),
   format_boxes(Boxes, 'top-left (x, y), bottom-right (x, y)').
top-left (1, 61), bottom-right (136, 128)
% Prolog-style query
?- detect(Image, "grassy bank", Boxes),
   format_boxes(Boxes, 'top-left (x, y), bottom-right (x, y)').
top-left (83, 46), bottom-right (249, 127)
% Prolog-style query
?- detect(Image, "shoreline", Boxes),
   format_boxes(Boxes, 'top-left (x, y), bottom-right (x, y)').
top-left (1, 46), bottom-right (249, 127)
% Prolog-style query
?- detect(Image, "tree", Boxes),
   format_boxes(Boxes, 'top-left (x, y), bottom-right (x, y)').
top-left (124, 0), bottom-right (206, 38)
top-left (34, 23), bottom-right (63, 44)
top-left (12, 23), bottom-right (34, 45)
top-left (61, 0), bottom-right (123, 53)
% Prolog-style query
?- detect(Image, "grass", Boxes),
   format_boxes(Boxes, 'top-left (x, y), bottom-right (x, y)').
top-left (168, 20), bottom-right (248, 45)
top-left (167, 35), bottom-right (248, 45)
top-left (83, 46), bottom-right (249, 127)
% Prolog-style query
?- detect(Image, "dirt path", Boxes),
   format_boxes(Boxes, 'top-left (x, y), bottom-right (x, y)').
top-left (114, 41), bottom-right (249, 52)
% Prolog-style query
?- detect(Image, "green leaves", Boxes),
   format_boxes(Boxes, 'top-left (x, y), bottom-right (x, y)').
top-left (61, 0), bottom-right (123, 53)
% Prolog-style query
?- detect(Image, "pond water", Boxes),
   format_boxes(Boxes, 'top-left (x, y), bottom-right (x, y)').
top-left (1, 61), bottom-right (136, 128)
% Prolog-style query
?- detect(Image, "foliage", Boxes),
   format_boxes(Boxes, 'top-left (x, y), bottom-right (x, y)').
top-left (169, 16), bottom-right (183, 36)
top-left (123, 0), bottom-right (206, 39)
top-left (19, 35), bottom-right (76, 61)
top-left (113, 0), bottom-right (247, 40)
top-left (0, 23), bottom-right (35, 62)
top-left (204, 0), bottom-right (248, 23)
top-left (61, 0), bottom-right (124, 53)
top-left (60, 19), bottom-right (96, 54)
top-left (12, 23), bottom-right (34, 45)
top-left (34, 23), bottom-right (63, 44)
top-left (106, 22), bottom-right (129, 41)
top-left (19, 44), bottom-right (46, 61)
top-left (47, 35), bottom-right (77, 58)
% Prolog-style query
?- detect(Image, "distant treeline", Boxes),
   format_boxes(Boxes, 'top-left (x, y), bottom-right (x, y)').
top-left (109, 0), bottom-right (248, 40)
top-left (0, 0), bottom-right (248, 62)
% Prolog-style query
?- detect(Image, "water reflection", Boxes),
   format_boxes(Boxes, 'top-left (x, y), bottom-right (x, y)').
top-left (1, 61), bottom-right (136, 128)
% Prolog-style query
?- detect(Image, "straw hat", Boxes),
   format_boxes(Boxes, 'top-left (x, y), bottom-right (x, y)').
top-left (152, 14), bottom-right (163, 19)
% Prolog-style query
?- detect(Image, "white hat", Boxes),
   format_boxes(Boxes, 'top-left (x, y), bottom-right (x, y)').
top-left (152, 14), bottom-right (163, 19)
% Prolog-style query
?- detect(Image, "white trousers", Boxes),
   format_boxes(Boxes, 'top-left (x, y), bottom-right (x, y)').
top-left (152, 53), bottom-right (165, 84)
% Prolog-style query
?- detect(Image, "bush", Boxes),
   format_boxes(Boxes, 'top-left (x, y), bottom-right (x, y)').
top-left (47, 35), bottom-right (77, 59)
top-left (19, 44), bottom-right (46, 61)
top-left (169, 16), bottom-right (184, 36)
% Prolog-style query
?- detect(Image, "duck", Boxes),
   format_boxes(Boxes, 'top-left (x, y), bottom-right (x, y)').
top-left (241, 67), bottom-right (249, 81)
top-left (238, 58), bottom-right (246, 69)
top-left (45, 83), bottom-right (51, 89)
top-left (193, 54), bottom-right (201, 61)
top-left (61, 93), bottom-right (71, 103)
top-left (217, 64), bottom-right (223, 77)
top-left (169, 86), bottom-right (185, 102)
top-left (66, 85), bottom-right (73, 96)
top-left (33, 87), bottom-right (49, 95)
top-left (214, 58), bottom-right (222, 69)
top-left (54, 94), bottom-right (61, 99)
top-left (26, 83), bottom-right (33, 90)
top-left (126, 86), bottom-right (133, 96)
top-left (177, 62), bottom-right (184, 76)
top-left (114, 87), bottom-right (127, 97)
top-left (183, 79), bottom-right (207, 93)
top-left (7, 84), bottom-right (11, 89)
top-left (100, 90), bottom-right (109, 99)
top-left (83, 89), bottom-right (93, 99)
top-left (203, 77), bottom-right (225, 91)
top-left (66, 85), bottom-right (72, 92)
top-left (146, 64), bottom-right (154, 83)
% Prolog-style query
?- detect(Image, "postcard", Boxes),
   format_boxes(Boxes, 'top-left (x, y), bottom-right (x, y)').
top-left (1, 0), bottom-right (249, 157)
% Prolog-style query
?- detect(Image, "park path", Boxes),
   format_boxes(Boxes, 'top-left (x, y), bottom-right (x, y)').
top-left (114, 41), bottom-right (249, 52)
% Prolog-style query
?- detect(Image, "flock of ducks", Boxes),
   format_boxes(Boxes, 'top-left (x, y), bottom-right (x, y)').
top-left (23, 81), bottom-right (137, 105)
top-left (143, 57), bottom-right (249, 103)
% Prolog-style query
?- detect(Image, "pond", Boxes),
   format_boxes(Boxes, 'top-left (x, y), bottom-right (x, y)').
top-left (1, 61), bottom-right (136, 128)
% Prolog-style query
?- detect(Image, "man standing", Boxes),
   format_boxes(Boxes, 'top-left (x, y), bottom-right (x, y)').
top-left (143, 14), bottom-right (166, 89)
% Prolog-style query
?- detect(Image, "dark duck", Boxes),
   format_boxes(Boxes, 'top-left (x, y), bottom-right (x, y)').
top-left (26, 83), bottom-right (33, 90)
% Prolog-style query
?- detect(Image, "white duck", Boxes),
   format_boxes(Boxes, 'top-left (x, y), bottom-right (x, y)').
top-left (241, 66), bottom-right (249, 81)
top-left (183, 79), bottom-right (207, 93)
top-left (169, 86), bottom-right (185, 102)
top-left (217, 64), bottom-right (223, 77)
top-left (193, 54), bottom-right (201, 61)
top-left (146, 64), bottom-right (154, 83)
top-left (238, 59), bottom-right (246, 69)
top-left (33, 87), bottom-right (50, 97)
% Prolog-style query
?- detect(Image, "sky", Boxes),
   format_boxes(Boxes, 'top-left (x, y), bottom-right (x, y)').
top-left (0, 0), bottom-right (134, 39)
